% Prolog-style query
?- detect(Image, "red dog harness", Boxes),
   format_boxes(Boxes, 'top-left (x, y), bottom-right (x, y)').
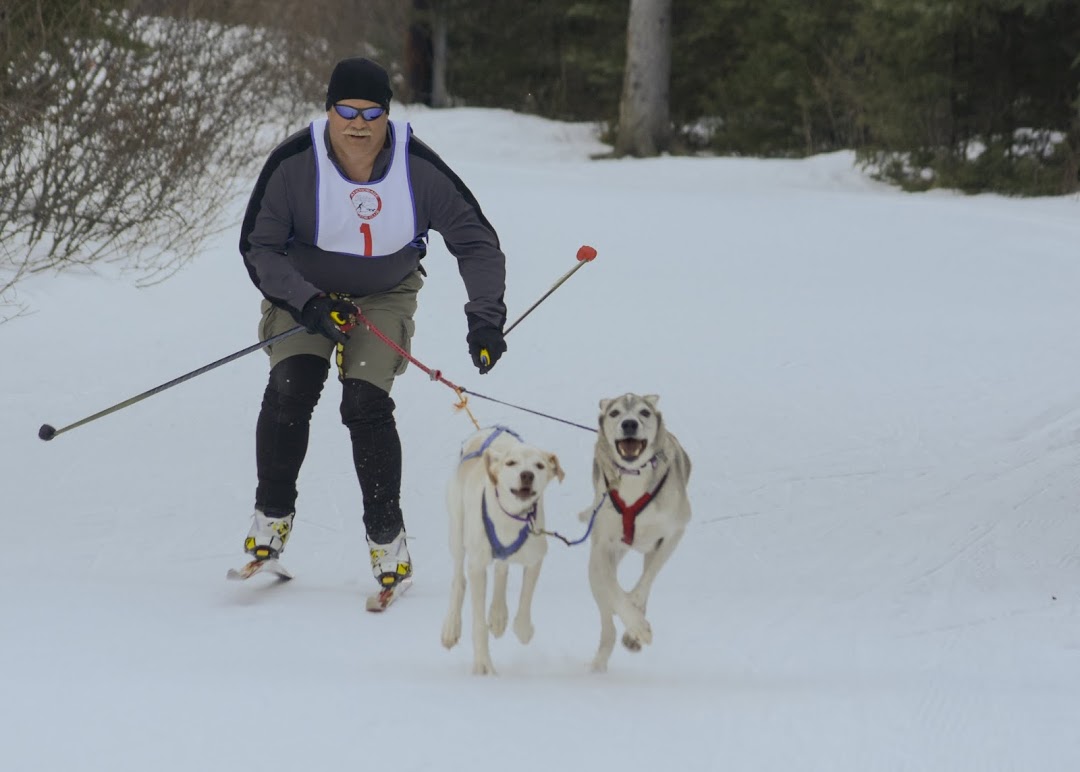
top-left (607, 471), bottom-right (670, 545)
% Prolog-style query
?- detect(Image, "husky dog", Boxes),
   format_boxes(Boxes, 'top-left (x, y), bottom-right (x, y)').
top-left (581, 393), bottom-right (692, 672)
top-left (441, 426), bottom-right (565, 675)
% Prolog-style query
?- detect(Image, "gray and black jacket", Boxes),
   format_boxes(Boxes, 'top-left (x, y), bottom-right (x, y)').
top-left (239, 123), bottom-right (507, 333)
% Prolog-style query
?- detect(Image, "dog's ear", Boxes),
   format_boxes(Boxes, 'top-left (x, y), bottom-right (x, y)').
top-left (483, 449), bottom-right (504, 484)
top-left (548, 453), bottom-right (565, 483)
top-left (598, 397), bottom-right (613, 414)
top-left (643, 394), bottom-right (660, 409)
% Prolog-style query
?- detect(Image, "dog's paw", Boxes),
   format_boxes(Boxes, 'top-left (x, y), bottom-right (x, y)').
top-left (616, 601), bottom-right (653, 645)
top-left (472, 659), bottom-right (497, 676)
top-left (441, 616), bottom-right (462, 649)
top-left (621, 631), bottom-right (644, 652)
top-left (590, 657), bottom-right (609, 674)
top-left (623, 616), bottom-right (652, 647)
top-left (512, 615), bottom-right (534, 644)
top-left (488, 601), bottom-right (509, 638)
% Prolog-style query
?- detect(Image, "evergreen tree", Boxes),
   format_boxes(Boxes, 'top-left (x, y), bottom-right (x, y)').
top-left (854, 0), bottom-right (1080, 194)
top-left (671, 0), bottom-right (863, 156)
top-left (440, 0), bottom-right (624, 120)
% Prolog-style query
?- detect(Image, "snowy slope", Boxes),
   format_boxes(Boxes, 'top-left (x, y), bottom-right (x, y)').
top-left (3, 104), bottom-right (1080, 772)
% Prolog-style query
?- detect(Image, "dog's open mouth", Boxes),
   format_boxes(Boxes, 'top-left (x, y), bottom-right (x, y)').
top-left (615, 438), bottom-right (648, 462)
top-left (510, 487), bottom-right (535, 500)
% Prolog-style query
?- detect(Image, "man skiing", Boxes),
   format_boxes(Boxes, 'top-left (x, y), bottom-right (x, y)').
top-left (238, 56), bottom-right (507, 589)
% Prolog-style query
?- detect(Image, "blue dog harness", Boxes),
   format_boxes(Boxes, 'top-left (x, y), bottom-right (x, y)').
top-left (462, 426), bottom-right (535, 558)
top-left (481, 492), bottom-right (537, 559)
top-left (459, 425), bottom-right (524, 463)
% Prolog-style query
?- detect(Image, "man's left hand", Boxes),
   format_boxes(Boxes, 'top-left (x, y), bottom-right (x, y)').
top-left (467, 326), bottom-right (506, 374)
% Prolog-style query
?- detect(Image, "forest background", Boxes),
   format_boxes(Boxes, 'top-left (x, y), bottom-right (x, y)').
top-left (2, 0), bottom-right (1078, 314)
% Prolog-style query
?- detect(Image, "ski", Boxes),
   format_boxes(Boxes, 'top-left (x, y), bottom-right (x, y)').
top-left (365, 578), bottom-right (412, 612)
top-left (226, 558), bottom-right (293, 582)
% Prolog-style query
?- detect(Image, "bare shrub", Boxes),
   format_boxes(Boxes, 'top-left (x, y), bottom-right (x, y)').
top-left (2, 5), bottom-right (308, 298)
top-left (137, 0), bottom-right (409, 103)
top-left (0, 1), bottom-right (323, 319)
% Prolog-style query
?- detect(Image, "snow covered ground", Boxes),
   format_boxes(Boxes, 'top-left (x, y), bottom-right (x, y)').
top-left (3, 104), bottom-right (1080, 771)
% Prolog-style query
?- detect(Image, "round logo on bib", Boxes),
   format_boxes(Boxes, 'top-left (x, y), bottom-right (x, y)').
top-left (349, 187), bottom-right (382, 220)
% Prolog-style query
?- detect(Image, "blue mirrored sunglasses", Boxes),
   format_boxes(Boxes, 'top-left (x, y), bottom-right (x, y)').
top-left (332, 104), bottom-right (386, 121)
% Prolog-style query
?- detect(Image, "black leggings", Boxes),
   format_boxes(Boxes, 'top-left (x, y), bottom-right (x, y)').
top-left (255, 354), bottom-right (404, 542)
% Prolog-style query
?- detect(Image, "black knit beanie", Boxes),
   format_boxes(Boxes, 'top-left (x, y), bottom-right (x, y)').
top-left (325, 57), bottom-right (393, 110)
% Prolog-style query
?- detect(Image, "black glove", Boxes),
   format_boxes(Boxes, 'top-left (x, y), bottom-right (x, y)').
top-left (467, 325), bottom-right (506, 374)
top-left (300, 295), bottom-right (358, 344)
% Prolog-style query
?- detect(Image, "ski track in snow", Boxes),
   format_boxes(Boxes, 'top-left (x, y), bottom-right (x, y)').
top-left (2, 106), bottom-right (1080, 771)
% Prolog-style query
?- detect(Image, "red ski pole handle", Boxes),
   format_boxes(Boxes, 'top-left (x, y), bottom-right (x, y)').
top-left (576, 245), bottom-right (598, 262)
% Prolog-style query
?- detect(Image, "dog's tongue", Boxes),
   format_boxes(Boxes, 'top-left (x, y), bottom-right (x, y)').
top-left (616, 439), bottom-right (647, 461)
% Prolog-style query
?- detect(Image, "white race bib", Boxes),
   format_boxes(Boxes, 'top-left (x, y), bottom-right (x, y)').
top-left (311, 119), bottom-right (418, 257)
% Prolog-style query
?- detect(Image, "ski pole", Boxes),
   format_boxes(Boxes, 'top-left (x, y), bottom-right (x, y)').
top-left (38, 325), bottom-right (306, 442)
top-left (479, 244), bottom-right (597, 367)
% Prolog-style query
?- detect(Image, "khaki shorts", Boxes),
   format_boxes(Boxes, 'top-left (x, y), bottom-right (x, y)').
top-left (258, 271), bottom-right (423, 394)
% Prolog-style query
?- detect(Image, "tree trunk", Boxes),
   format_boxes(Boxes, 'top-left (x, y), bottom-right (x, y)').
top-left (406, 0), bottom-right (447, 106)
top-left (614, 0), bottom-right (671, 157)
top-left (405, 15), bottom-right (433, 105)
top-left (430, 1), bottom-right (449, 107)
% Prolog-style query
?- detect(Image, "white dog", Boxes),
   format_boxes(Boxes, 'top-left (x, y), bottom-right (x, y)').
top-left (581, 393), bottom-right (692, 672)
top-left (441, 426), bottom-right (564, 675)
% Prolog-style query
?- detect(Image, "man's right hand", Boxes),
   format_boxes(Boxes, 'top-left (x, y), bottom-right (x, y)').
top-left (300, 295), bottom-right (358, 344)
